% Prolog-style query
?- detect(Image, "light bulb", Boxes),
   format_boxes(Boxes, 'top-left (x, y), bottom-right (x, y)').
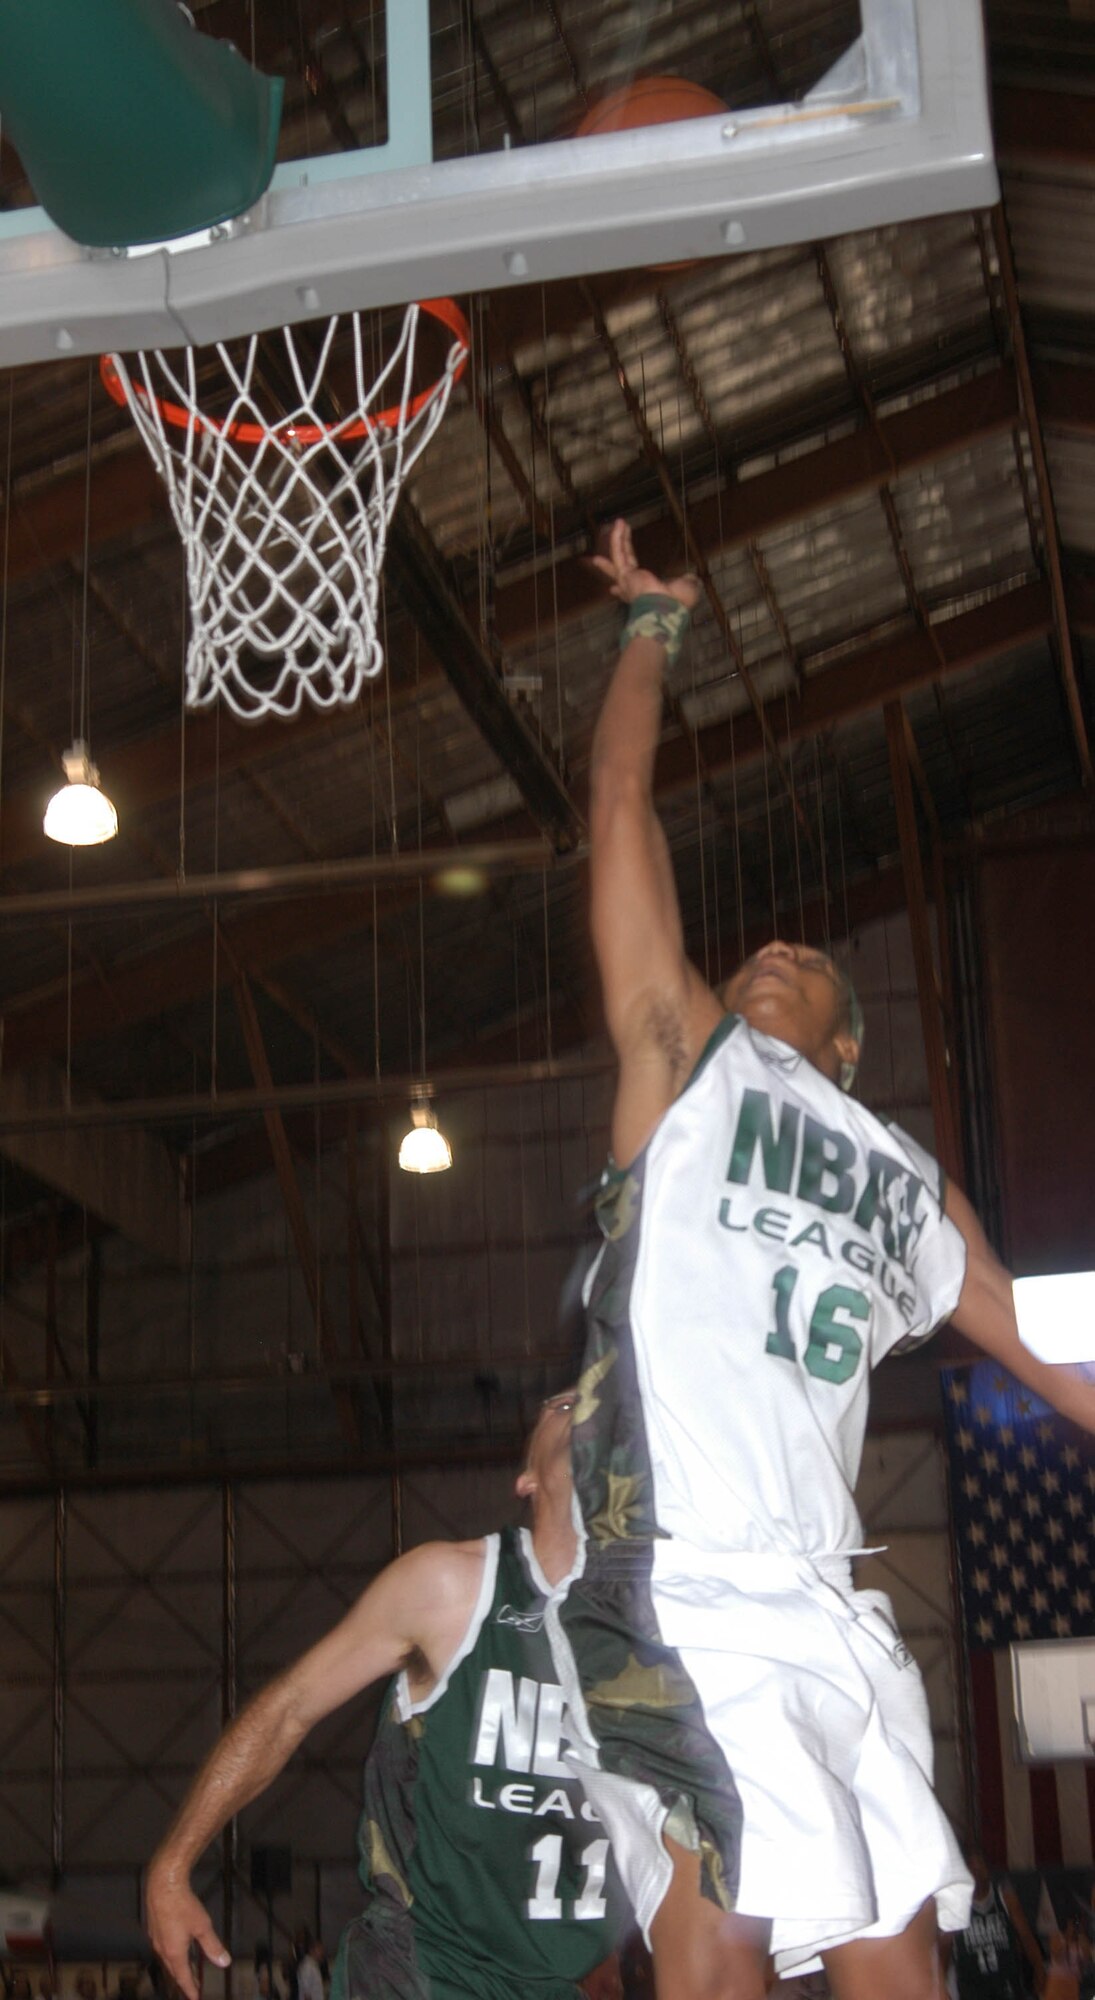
top-left (43, 741), bottom-right (118, 846)
top-left (398, 1095), bottom-right (453, 1174)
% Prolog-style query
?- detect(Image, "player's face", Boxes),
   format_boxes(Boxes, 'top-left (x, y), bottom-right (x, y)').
top-left (720, 940), bottom-right (857, 1083)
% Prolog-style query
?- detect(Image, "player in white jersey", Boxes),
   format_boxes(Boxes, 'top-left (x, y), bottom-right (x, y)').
top-left (545, 519), bottom-right (1095, 2000)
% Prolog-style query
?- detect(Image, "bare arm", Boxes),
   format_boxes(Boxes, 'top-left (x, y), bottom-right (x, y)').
top-left (946, 1181), bottom-right (1095, 1433)
top-left (1002, 1882), bottom-right (1046, 1993)
top-left (147, 1540), bottom-right (484, 1999)
top-left (589, 521), bottom-right (719, 1162)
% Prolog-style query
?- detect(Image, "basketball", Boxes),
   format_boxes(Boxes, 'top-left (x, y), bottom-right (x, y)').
top-left (575, 76), bottom-right (726, 139)
top-left (574, 79), bottom-right (727, 272)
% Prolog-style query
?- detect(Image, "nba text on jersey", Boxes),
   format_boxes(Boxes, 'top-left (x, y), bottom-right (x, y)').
top-left (717, 1088), bottom-right (928, 1331)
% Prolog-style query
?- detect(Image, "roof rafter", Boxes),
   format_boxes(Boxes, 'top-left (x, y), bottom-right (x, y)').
top-left (3, 357), bottom-right (1068, 869)
top-left (0, 580), bottom-right (1057, 1061)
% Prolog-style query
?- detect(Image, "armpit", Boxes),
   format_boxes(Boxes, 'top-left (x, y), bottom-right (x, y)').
top-left (644, 995), bottom-right (690, 1086)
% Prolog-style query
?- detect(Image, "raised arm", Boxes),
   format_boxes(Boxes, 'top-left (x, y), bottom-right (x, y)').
top-left (946, 1181), bottom-right (1095, 1433)
top-left (589, 521), bottom-right (720, 1162)
top-left (146, 1539), bottom-right (484, 1999)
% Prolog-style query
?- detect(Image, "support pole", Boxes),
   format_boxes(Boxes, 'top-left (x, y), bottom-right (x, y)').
top-left (992, 206), bottom-right (1092, 789)
top-left (884, 702), bottom-right (962, 1182)
top-left (233, 970), bottom-right (359, 1449)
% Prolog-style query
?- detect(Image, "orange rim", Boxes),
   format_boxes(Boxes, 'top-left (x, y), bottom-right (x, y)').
top-left (100, 297), bottom-right (470, 446)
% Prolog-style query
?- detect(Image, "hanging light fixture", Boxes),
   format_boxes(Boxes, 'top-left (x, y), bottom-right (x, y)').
top-left (398, 1086), bottom-right (453, 1175)
top-left (397, 869), bottom-right (453, 1173)
top-left (43, 739), bottom-right (118, 846)
top-left (44, 368), bottom-right (118, 849)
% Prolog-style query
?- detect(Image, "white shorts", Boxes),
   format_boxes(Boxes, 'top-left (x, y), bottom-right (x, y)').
top-left (550, 1542), bottom-right (973, 1978)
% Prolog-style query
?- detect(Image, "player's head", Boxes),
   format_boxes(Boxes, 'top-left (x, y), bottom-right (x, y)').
top-left (719, 940), bottom-right (862, 1091)
top-left (515, 1386), bottom-right (576, 1507)
top-left (962, 1843), bottom-right (991, 1896)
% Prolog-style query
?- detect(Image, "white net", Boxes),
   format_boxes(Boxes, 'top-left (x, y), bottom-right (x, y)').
top-left (104, 305), bottom-right (468, 721)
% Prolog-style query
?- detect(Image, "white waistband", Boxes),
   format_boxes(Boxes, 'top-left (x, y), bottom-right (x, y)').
top-left (654, 1543), bottom-right (887, 1600)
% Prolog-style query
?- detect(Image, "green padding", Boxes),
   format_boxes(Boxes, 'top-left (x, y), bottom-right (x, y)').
top-left (0, 0), bottom-right (284, 248)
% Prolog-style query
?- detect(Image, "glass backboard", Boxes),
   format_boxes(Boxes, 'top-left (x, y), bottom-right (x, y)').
top-left (0, 0), bottom-right (998, 365)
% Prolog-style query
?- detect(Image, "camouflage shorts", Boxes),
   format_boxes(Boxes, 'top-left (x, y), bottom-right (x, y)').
top-left (557, 1536), bottom-right (743, 1917)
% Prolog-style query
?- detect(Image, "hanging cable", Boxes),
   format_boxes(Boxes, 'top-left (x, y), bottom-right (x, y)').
top-left (540, 288), bottom-right (566, 772)
top-left (835, 762), bottom-right (852, 950)
top-left (785, 690), bottom-right (805, 941)
top-left (77, 363), bottom-right (94, 745)
top-left (381, 581), bottom-right (398, 852)
top-left (210, 703), bottom-right (221, 1098)
top-left (0, 373), bottom-right (12, 871)
top-left (177, 548), bottom-right (188, 881)
top-left (813, 735), bottom-right (832, 956)
top-left (542, 865), bottom-right (553, 1063)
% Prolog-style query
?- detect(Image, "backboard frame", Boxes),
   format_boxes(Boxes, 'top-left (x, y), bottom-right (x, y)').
top-left (0, 0), bottom-right (998, 367)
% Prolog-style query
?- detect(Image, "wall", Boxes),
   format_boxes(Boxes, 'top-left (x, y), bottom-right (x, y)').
top-left (976, 843), bottom-right (1095, 1273)
top-left (0, 906), bottom-right (966, 1907)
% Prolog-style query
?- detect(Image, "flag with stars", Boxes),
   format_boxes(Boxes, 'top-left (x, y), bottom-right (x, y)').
top-left (943, 1362), bottom-right (1095, 1871)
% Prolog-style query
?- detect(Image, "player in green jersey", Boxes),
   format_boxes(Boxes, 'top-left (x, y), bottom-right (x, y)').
top-left (146, 1391), bottom-right (624, 2000)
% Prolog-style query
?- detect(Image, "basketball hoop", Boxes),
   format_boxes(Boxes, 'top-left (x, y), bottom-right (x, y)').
top-left (100, 299), bottom-right (469, 721)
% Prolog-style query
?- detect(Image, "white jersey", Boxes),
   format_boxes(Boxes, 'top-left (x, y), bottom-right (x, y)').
top-left (601, 1011), bottom-right (967, 1557)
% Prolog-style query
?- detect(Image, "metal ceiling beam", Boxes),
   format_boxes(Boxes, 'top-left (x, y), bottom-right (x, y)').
top-left (232, 969), bottom-right (361, 1449)
top-left (0, 855), bottom-right (924, 1140)
top-left (0, 359), bottom-right (1046, 867)
top-left (0, 1053), bottom-right (612, 1133)
top-left (579, 280), bottom-right (812, 851)
top-left (0, 358), bottom-right (1026, 610)
top-left (0, 839), bottom-right (568, 921)
top-left (0, 887), bottom-right (399, 1068)
top-left (0, 581), bottom-right (1057, 1062)
top-left (0, 679), bottom-right (344, 874)
top-left (383, 504), bottom-right (584, 851)
top-left (884, 703), bottom-right (963, 1182)
top-left (249, 321), bottom-right (583, 855)
top-left (0, 1064), bottom-right (189, 1264)
top-left (650, 577), bottom-right (1054, 799)
top-left (490, 362), bottom-right (1026, 642)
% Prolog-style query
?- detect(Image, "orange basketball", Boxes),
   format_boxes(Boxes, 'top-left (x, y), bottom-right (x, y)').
top-left (575, 76), bottom-right (726, 139)
top-left (575, 79), bottom-right (727, 272)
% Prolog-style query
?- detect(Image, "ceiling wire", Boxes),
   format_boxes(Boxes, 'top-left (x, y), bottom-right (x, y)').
top-left (0, 373), bottom-right (12, 872)
top-left (210, 704), bottom-right (221, 1100)
top-left (177, 550), bottom-right (188, 881)
top-left (537, 288), bottom-right (567, 775)
top-left (813, 734), bottom-right (832, 956)
top-left (674, 376), bottom-right (711, 985)
top-left (64, 376), bottom-right (98, 1113)
top-left (835, 764), bottom-right (852, 953)
top-left (76, 365), bottom-right (95, 748)
top-left (785, 688), bottom-right (805, 942)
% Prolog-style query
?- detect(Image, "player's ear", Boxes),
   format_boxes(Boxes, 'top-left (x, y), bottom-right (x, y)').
top-left (515, 1466), bottom-right (536, 1499)
top-left (834, 1030), bottom-right (859, 1092)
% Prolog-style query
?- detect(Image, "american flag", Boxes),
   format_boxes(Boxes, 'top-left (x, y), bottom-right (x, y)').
top-left (943, 1362), bottom-right (1095, 1870)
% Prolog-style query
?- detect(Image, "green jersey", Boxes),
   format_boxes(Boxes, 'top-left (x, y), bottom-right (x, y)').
top-left (332, 1528), bottom-right (624, 2000)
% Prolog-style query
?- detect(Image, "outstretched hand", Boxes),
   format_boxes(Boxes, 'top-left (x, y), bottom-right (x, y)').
top-left (146, 1868), bottom-right (231, 2000)
top-left (591, 518), bottom-right (701, 612)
